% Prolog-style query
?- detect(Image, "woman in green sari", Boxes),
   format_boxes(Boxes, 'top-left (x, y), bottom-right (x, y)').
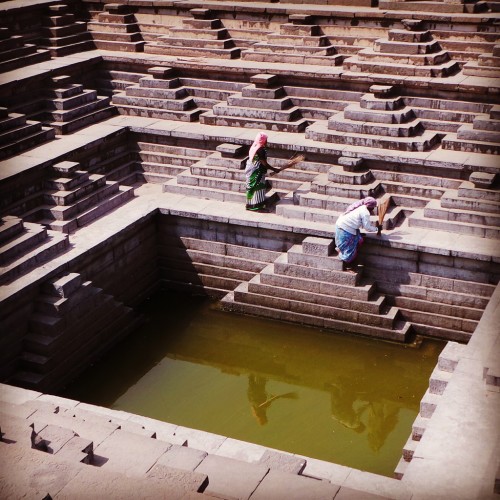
top-left (245, 132), bottom-right (279, 212)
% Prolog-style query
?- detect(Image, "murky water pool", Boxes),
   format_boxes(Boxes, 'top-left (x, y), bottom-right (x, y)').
top-left (61, 291), bottom-right (444, 476)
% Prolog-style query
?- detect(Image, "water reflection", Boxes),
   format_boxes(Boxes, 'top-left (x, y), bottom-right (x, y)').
top-left (248, 375), bottom-right (298, 426)
top-left (62, 292), bottom-right (444, 476)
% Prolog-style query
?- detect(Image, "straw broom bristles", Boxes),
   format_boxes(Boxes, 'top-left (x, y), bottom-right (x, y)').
top-left (285, 154), bottom-right (305, 168)
top-left (378, 197), bottom-right (391, 226)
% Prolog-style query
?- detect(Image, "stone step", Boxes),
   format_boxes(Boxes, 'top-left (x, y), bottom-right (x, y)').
top-left (41, 21), bottom-right (87, 37)
top-left (457, 122), bottom-right (500, 143)
top-left (115, 103), bottom-right (202, 121)
top-left (247, 274), bottom-right (386, 315)
top-left (440, 189), bottom-right (500, 214)
top-left (328, 114), bottom-right (425, 138)
top-left (47, 89), bottom-right (100, 111)
top-left (306, 120), bottom-right (440, 152)
top-left (0, 44), bottom-right (40, 63)
top-left (0, 223), bottom-right (48, 265)
top-left (74, 185), bottom-right (134, 230)
top-left (123, 85), bottom-right (189, 100)
top-left (92, 39), bottom-right (145, 52)
top-left (408, 209), bottom-right (500, 240)
top-left (394, 456), bottom-right (409, 480)
top-left (370, 270), bottom-right (495, 305)
top-left (161, 246), bottom-right (271, 274)
top-left (241, 50), bottom-right (343, 66)
top-left (397, 306), bottom-right (477, 336)
top-left (88, 21), bottom-right (139, 34)
top-left (140, 161), bottom-right (187, 176)
top-left (235, 281), bottom-right (401, 329)
top-left (47, 83), bottom-right (84, 100)
top-left (43, 174), bottom-right (107, 206)
top-left (266, 33), bottom-right (331, 46)
top-left (424, 198), bottom-right (500, 226)
top-left (410, 322), bottom-right (471, 342)
top-left (259, 263), bottom-right (375, 301)
top-left (160, 235), bottom-right (281, 263)
top-left (441, 134), bottom-right (500, 154)
top-left (46, 181), bottom-right (123, 222)
top-left (0, 49), bottom-right (50, 73)
top-left (0, 120), bottom-right (44, 145)
top-left (0, 231), bottom-right (69, 285)
top-left (402, 434), bottom-right (418, 462)
top-left (429, 364), bottom-right (453, 395)
top-left (45, 171), bottom-right (91, 191)
top-left (419, 388), bottom-right (442, 418)
top-left (248, 41), bottom-right (338, 56)
top-left (144, 43), bottom-right (240, 59)
top-left (0, 113), bottom-right (27, 132)
top-left (113, 93), bottom-right (195, 112)
top-left (211, 102), bottom-right (303, 122)
top-left (394, 295), bottom-right (483, 321)
top-left (0, 216), bottom-right (24, 244)
top-left (227, 93), bottom-right (293, 111)
top-left (156, 35), bottom-right (236, 49)
top-left (136, 142), bottom-right (212, 159)
top-left (411, 414), bottom-right (430, 441)
top-left (344, 56), bottom-right (459, 77)
top-left (49, 103), bottom-right (116, 135)
top-left (49, 95), bottom-right (114, 124)
top-left (200, 110), bottom-right (309, 133)
top-left (221, 290), bottom-right (410, 342)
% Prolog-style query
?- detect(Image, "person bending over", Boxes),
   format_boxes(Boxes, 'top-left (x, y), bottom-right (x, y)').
top-left (335, 196), bottom-right (381, 272)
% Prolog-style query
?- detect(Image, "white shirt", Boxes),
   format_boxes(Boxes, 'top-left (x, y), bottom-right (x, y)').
top-left (336, 205), bottom-right (378, 235)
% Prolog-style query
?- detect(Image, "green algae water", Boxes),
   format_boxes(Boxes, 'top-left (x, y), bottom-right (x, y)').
top-left (62, 291), bottom-right (444, 477)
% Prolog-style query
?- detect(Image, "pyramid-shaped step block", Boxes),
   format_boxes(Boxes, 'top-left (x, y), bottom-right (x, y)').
top-left (40, 4), bottom-right (93, 57)
top-left (0, 218), bottom-right (69, 285)
top-left (200, 74), bottom-right (308, 132)
top-left (88, 3), bottom-right (144, 52)
top-left (22, 161), bottom-right (134, 233)
top-left (0, 107), bottom-right (55, 160)
top-left (113, 66), bottom-right (202, 122)
top-left (306, 120), bottom-right (440, 152)
top-left (42, 76), bottom-right (116, 134)
top-left (0, 27), bottom-right (51, 72)
top-left (144, 8), bottom-right (240, 59)
top-left (17, 273), bottom-right (141, 391)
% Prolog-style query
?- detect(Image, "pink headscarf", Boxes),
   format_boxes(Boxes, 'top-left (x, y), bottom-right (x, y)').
top-left (249, 132), bottom-right (268, 161)
top-left (343, 196), bottom-right (377, 215)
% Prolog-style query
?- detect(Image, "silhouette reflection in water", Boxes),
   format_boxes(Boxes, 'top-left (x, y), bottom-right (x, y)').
top-left (327, 373), bottom-right (400, 452)
top-left (247, 374), bottom-right (298, 426)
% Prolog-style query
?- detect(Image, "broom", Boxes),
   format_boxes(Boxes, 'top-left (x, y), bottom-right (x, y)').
top-left (377, 197), bottom-right (391, 234)
top-left (270, 154), bottom-right (305, 176)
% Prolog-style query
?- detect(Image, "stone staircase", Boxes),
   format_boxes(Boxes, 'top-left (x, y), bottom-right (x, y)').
top-left (158, 231), bottom-right (284, 299)
top-left (306, 85), bottom-right (441, 152)
top-left (0, 216), bottom-right (69, 286)
top-left (343, 19), bottom-right (460, 78)
top-left (394, 341), bottom-right (467, 479)
top-left (162, 142), bottom-right (307, 206)
top-left (0, 107), bottom-right (55, 160)
top-left (0, 384), bottom-right (382, 499)
top-left (200, 74), bottom-right (309, 132)
top-left (95, 69), bottom-right (147, 96)
top-left (87, 3), bottom-right (145, 52)
top-left (463, 43), bottom-right (500, 78)
top-left (241, 14), bottom-right (344, 66)
top-left (134, 140), bottom-right (213, 185)
top-left (144, 8), bottom-right (241, 59)
top-left (442, 103), bottom-right (500, 154)
top-left (113, 66), bottom-right (204, 122)
top-left (362, 250), bottom-right (496, 342)
top-left (222, 237), bottom-right (412, 343)
top-left (8, 272), bottom-right (141, 392)
top-left (21, 161), bottom-right (134, 234)
top-left (407, 173), bottom-right (500, 239)
top-left (37, 75), bottom-right (116, 135)
top-left (0, 26), bottom-right (50, 74)
top-left (378, 0), bottom-right (489, 13)
top-left (39, 3), bottom-right (94, 57)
